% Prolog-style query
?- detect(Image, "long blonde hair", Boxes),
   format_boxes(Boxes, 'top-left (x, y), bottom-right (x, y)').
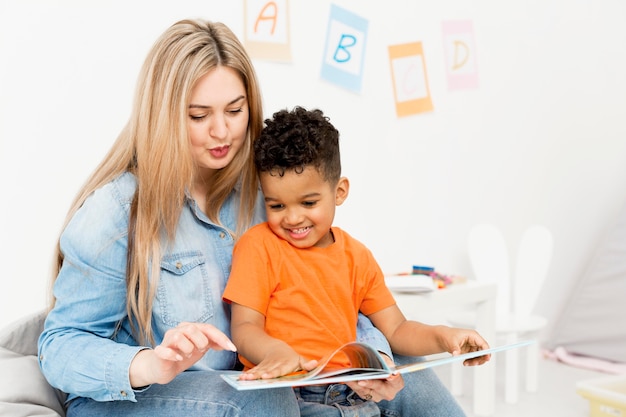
top-left (50, 19), bottom-right (264, 345)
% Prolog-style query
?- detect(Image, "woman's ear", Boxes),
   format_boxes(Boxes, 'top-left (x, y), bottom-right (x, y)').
top-left (335, 177), bottom-right (350, 206)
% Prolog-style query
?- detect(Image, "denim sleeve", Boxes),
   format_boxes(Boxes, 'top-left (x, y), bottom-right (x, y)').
top-left (38, 178), bottom-right (145, 402)
top-left (356, 313), bottom-right (393, 361)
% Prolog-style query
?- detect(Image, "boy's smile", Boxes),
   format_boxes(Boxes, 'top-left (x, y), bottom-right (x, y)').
top-left (260, 166), bottom-right (349, 249)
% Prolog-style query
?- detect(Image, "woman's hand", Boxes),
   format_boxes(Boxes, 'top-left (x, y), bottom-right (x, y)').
top-left (346, 354), bottom-right (404, 402)
top-left (129, 322), bottom-right (236, 387)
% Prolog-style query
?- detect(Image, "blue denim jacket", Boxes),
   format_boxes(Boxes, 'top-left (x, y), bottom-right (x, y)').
top-left (38, 172), bottom-right (390, 403)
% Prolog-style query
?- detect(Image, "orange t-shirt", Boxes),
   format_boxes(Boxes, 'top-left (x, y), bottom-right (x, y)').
top-left (223, 223), bottom-right (396, 369)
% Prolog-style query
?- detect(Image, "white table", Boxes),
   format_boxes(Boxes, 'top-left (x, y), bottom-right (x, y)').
top-left (389, 280), bottom-right (497, 416)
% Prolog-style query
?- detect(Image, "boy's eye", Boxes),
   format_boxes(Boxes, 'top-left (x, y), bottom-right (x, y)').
top-left (302, 201), bottom-right (317, 207)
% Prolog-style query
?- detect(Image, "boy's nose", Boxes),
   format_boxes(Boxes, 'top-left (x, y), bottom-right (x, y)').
top-left (285, 208), bottom-right (303, 225)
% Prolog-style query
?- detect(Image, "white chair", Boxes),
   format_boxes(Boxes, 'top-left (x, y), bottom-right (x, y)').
top-left (448, 223), bottom-right (553, 404)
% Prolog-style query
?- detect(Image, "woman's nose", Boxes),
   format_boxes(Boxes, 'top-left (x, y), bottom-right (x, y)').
top-left (209, 114), bottom-right (228, 139)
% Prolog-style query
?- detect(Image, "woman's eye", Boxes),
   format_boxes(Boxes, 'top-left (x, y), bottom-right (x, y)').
top-left (268, 204), bottom-right (284, 210)
top-left (228, 108), bottom-right (243, 115)
top-left (189, 114), bottom-right (206, 121)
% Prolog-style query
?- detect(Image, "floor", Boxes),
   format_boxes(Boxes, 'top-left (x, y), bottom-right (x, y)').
top-left (432, 350), bottom-right (608, 417)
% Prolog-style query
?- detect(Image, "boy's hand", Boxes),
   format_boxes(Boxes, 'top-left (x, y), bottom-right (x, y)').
top-left (239, 346), bottom-right (318, 380)
top-left (442, 327), bottom-right (491, 366)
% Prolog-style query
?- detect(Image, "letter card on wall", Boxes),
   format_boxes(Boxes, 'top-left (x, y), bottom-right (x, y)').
top-left (244, 0), bottom-right (291, 62)
top-left (320, 4), bottom-right (369, 93)
top-left (442, 20), bottom-right (479, 90)
top-left (388, 41), bottom-right (434, 117)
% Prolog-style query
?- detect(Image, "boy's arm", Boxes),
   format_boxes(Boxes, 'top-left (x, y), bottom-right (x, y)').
top-left (230, 303), bottom-right (317, 380)
top-left (368, 305), bottom-right (491, 365)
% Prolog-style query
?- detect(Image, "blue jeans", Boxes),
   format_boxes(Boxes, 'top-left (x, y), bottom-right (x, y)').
top-left (379, 354), bottom-right (466, 417)
top-left (296, 384), bottom-right (380, 417)
top-left (66, 370), bottom-right (299, 417)
top-left (296, 355), bottom-right (466, 417)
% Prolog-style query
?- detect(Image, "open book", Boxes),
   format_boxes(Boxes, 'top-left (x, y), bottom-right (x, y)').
top-left (221, 339), bottom-right (533, 390)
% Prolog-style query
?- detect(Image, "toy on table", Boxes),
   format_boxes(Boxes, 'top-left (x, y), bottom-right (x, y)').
top-left (390, 265), bottom-right (466, 289)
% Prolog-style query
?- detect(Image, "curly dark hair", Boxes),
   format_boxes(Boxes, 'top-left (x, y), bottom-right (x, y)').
top-left (254, 106), bottom-right (341, 183)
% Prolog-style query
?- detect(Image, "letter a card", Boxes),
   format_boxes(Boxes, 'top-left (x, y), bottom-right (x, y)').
top-left (388, 42), bottom-right (434, 117)
top-left (442, 20), bottom-right (479, 90)
top-left (244, 0), bottom-right (291, 62)
top-left (320, 4), bottom-right (368, 94)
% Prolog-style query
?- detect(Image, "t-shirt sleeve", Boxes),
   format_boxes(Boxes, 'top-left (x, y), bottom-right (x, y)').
top-left (359, 250), bottom-right (397, 315)
top-left (222, 226), bottom-right (274, 316)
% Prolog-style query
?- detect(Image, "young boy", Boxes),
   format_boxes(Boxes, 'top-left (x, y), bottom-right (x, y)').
top-left (222, 106), bottom-right (489, 415)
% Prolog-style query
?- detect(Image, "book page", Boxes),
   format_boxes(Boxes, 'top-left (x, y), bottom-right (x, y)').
top-left (221, 340), bottom-right (534, 390)
top-left (221, 341), bottom-right (390, 390)
top-left (394, 340), bottom-right (533, 374)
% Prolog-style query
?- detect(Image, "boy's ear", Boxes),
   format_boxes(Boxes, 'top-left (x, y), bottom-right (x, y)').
top-left (335, 177), bottom-right (350, 206)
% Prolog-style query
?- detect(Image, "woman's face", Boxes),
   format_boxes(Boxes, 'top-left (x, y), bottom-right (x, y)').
top-left (188, 66), bottom-right (249, 172)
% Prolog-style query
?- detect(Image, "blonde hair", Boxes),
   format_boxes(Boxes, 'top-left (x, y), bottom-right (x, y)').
top-left (51, 19), bottom-right (263, 345)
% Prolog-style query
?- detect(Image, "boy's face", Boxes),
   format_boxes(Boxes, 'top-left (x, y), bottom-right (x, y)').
top-left (260, 166), bottom-right (349, 249)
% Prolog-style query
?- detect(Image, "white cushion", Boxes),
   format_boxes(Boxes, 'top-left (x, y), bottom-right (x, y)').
top-left (0, 311), bottom-right (66, 416)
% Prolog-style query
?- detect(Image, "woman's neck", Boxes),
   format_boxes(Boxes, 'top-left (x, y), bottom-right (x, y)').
top-left (192, 168), bottom-right (217, 214)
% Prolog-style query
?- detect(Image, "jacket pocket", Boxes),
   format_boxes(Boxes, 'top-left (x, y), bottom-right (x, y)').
top-left (157, 252), bottom-right (213, 327)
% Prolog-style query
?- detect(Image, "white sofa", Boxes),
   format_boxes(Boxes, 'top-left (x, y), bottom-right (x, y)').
top-left (0, 311), bottom-right (66, 416)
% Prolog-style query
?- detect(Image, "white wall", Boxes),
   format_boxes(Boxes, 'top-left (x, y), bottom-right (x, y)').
top-left (2, 0), bottom-right (626, 344)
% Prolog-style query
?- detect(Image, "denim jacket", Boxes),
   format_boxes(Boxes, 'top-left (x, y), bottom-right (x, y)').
top-left (38, 172), bottom-right (390, 403)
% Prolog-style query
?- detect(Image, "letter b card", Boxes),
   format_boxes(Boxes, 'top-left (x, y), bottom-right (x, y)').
top-left (320, 4), bottom-right (369, 94)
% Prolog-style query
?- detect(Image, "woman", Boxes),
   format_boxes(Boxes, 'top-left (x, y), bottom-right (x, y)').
top-left (38, 18), bottom-right (469, 416)
top-left (38, 18), bottom-right (296, 416)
